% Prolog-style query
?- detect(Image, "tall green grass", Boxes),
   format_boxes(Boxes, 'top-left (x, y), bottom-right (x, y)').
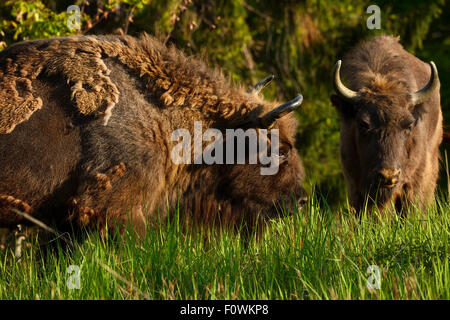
top-left (0, 195), bottom-right (449, 300)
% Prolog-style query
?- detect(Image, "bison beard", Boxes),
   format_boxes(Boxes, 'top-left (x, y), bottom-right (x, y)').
top-left (331, 35), bottom-right (442, 215)
top-left (0, 34), bottom-right (306, 236)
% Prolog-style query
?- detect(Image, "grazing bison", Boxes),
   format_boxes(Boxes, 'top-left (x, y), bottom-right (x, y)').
top-left (0, 34), bottom-right (306, 235)
top-left (331, 36), bottom-right (442, 214)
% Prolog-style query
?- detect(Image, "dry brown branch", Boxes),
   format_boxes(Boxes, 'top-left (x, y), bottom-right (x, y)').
top-left (11, 209), bottom-right (73, 246)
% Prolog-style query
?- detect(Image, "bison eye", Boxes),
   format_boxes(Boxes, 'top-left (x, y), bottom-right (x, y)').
top-left (401, 118), bottom-right (416, 132)
top-left (358, 119), bottom-right (371, 132)
top-left (278, 144), bottom-right (291, 163)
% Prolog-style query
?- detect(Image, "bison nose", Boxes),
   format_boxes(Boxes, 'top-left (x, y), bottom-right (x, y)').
top-left (377, 168), bottom-right (401, 188)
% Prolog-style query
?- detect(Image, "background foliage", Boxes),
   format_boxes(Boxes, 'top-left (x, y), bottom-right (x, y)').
top-left (1, 0), bottom-right (448, 206)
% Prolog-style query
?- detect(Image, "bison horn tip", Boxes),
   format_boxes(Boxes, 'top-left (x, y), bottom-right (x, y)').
top-left (332, 60), bottom-right (359, 101)
top-left (260, 93), bottom-right (303, 128)
top-left (248, 74), bottom-right (275, 94)
top-left (412, 61), bottom-right (439, 106)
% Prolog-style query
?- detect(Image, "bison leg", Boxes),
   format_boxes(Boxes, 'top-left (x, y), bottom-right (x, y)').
top-left (68, 162), bottom-right (147, 236)
top-left (0, 195), bottom-right (33, 227)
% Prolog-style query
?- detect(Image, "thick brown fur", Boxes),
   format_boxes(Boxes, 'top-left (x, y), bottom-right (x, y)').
top-left (331, 35), bottom-right (442, 214)
top-left (0, 34), bottom-right (305, 235)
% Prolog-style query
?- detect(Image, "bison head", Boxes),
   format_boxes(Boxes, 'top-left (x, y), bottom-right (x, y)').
top-left (178, 77), bottom-right (307, 231)
top-left (221, 95), bottom-right (307, 222)
top-left (330, 60), bottom-right (439, 210)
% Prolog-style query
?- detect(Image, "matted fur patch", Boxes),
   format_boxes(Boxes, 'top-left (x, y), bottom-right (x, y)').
top-left (0, 34), bottom-right (256, 134)
top-left (0, 60), bottom-right (43, 134)
top-left (0, 37), bottom-right (120, 133)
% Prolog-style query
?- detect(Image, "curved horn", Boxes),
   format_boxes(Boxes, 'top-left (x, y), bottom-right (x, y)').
top-left (332, 60), bottom-right (358, 101)
top-left (248, 75), bottom-right (275, 94)
top-left (412, 61), bottom-right (439, 105)
top-left (260, 94), bottom-right (303, 128)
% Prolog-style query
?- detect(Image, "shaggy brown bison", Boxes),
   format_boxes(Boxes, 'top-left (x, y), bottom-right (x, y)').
top-left (0, 34), bottom-right (306, 235)
top-left (331, 35), bottom-right (442, 214)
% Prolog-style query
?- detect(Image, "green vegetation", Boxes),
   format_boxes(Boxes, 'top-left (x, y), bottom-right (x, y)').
top-left (0, 1), bottom-right (449, 300)
top-left (0, 197), bottom-right (448, 299)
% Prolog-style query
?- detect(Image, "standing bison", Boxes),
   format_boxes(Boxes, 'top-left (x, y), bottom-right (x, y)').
top-left (331, 36), bottom-right (442, 214)
top-left (0, 34), bottom-right (306, 235)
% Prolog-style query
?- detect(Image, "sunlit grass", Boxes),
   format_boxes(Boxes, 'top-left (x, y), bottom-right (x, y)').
top-left (0, 195), bottom-right (448, 300)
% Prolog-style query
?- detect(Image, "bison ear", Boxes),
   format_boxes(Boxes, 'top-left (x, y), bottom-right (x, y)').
top-left (330, 94), bottom-right (356, 119)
